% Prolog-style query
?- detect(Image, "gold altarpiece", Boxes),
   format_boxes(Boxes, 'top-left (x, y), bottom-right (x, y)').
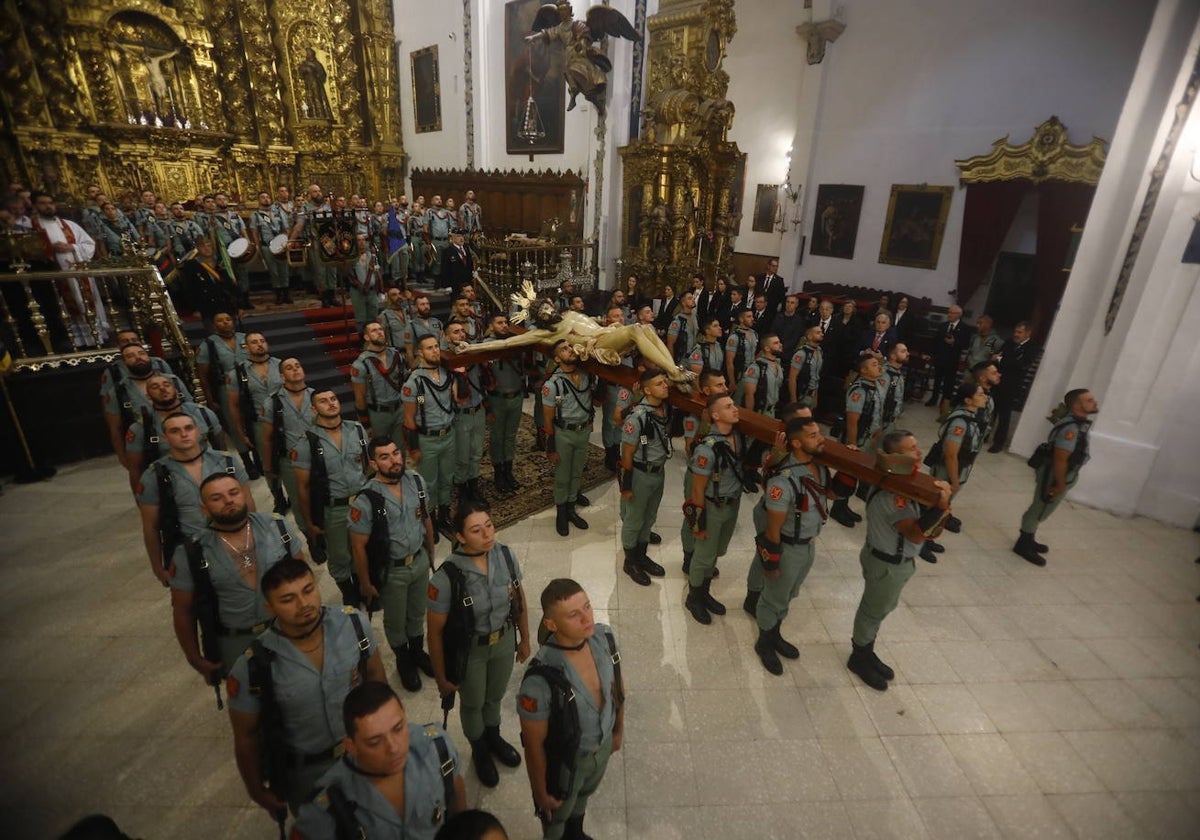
top-left (0, 0), bottom-right (405, 205)
top-left (618, 0), bottom-right (744, 291)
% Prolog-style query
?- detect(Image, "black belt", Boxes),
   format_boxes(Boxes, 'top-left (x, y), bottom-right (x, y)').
top-left (633, 462), bottom-right (665, 474)
top-left (708, 495), bottom-right (740, 507)
top-left (456, 404), bottom-right (483, 415)
top-left (491, 390), bottom-right (523, 399)
top-left (555, 420), bottom-right (591, 431)
top-left (217, 621), bottom-right (269, 637)
top-left (871, 548), bottom-right (906, 565)
top-left (289, 742), bottom-right (345, 768)
top-left (392, 553), bottom-right (417, 567)
top-left (367, 401), bottom-right (399, 412)
top-left (420, 427), bottom-right (452, 437)
top-left (476, 623), bottom-right (510, 646)
top-left (781, 534), bottom-right (813, 546)
top-left (331, 497), bottom-right (352, 506)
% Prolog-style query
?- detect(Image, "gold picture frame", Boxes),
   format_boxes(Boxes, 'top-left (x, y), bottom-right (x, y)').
top-left (878, 184), bottom-right (954, 269)
top-left (410, 45), bottom-right (442, 134)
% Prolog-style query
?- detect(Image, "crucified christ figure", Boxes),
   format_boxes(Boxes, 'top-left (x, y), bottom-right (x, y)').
top-left (117, 43), bottom-right (180, 114)
top-left (450, 281), bottom-right (694, 388)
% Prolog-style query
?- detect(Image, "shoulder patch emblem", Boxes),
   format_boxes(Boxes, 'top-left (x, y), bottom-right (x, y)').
top-left (769, 485), bottom-right (784, 500)
top-left (895, 496), bottom-right (907, 510)
top-left (350, 507), bottom-right (362, 522)
top-left (851, 392), bottom-right (862, 402)
top-left (125, 429), bottom-right (136, 442)
top-left (696, 455), bottom-right (709, 468)
top-left (623, 422), bottom-right (635, 434)
top-left (342, 605), bottom-right (356, 614)
top-left (519, 695), bottom-right (538, 713)
top-left (1065, 430), bottom-right (1076, 440)
top-left (428, 583), bottom-right (439, 600)
top-left (618, 389), bottom-right (629, 400)
top-left (225, 676), bottom-right (239, 698)
top-left (135, 482), bottom-right (144, 495)
top-left (403, 385), bottom-right (412, 396)
top-left (542, 385), bottom-right (551, 397)
top-left (952, 427), bottom-right (964, 436)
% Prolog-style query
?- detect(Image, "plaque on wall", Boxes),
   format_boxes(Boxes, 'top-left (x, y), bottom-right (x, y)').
top-left (411, 45), bottom-right (442, 133)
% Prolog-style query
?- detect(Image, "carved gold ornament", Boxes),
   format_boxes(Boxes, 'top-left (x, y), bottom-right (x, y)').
top-left (955, 117), bottom-right (1108, 186)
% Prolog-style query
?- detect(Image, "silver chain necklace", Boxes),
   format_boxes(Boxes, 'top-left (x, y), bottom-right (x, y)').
top-left (219, 521), bottom-right (255, 569)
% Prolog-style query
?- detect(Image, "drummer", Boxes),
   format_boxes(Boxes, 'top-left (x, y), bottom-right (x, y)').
top-left (290, 184), bottom-right (340, 308)
top-left (251, 191), bottom-right (293, 305)
top-left (200, 192), bottom-right (253, 311)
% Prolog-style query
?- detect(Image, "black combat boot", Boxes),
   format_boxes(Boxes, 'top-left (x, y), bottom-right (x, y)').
top-left (648, 531), bottom-right (663, 544)
top-left (468, 478), bottom-right (487, 504)
top-left (493, 465), bottom-right (512, 495)
top-left (682, 551), bottom-right (693, 574)
top-left (409, 635), bottom-right (435, 677)
top-left (773, 622), bottom-right (800, 660)
top-left (563, 815), bottom-right (594, 840)
top-left (622, 547), bottom-right (651, 586)
top-left (483, 725), bottom-right (522, 768)
top-left (391, 644), bottom-right (421, 692)
top-left (637, 542), bottom-right (665, 577)
top-left (919, 542), bottom-right (939, 564)
top-left (848, 641), bottom-right (889, 691)
top-left (943, 514), bottom-right (962, 533)
top-left (829, 498), bottom-right (859, 527)
top-left (574, 492), bottom-right (590, 507)
top-left (1013, 531), bottom-right (1047, 566)
top-left (470, 740), bottom-right (499, 787)
top-left (743, 590), bottom-right (760, 616)
top-left (861, 639), bottom-right (894, 680)
top-left (700, 577), bottom-right (726, 616)
top-left (556, 504), bottom-right (570, 537)
top-left (436, 505), bottom-right (453, 535)
top-left (685, 584), bottom-right (711, 625)
top-left (281, 288), bottom-right (293, 304)
top-left (755, 626), bottom-right (783, 675)
top-left (566, 503), bottom-right (589, 530)
top-left (505, 462), bottom-right (523, 490)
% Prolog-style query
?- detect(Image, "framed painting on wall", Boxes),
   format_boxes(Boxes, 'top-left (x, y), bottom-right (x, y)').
top-left (411, 46), bottom-right (442, 133)
top-left (505, 0), bottom-right (566, 155)
top-left (751, 184), bottom-right (779, 233)
top-left (878, 184), bottom-right (954, 269)
top-left (809, 184), bottom-right (864, 260)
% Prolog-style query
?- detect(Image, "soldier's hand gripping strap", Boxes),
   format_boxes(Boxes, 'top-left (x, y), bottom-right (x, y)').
top-left (619, 467), bottom-right (633, 493)
top-left (831, 471), bottom-right (858, 498)
top-left (682, 501), bottom-right (706, 534)
top-left (404, 424), bottom-right (420, 453)
top-left (917, 505), bottom-right (949, 539)
top-left (755, 534), bottom-right (782, 572)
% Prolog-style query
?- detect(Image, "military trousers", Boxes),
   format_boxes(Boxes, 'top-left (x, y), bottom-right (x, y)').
top-left (680, 472), bottom-right (696, 555)
top-left (319, 501), bottom-right (352, 583)
top-left (488, 393), bottom-right (523, 463)
top-left (457, 625), bottom-right (516, 740)
top-left (544, 736), bottom-right (614, 840)
top-left (231, 260), bottom-right (250, 294)
top-left (349, 287), bottom-right (380, 333)
top-left (851, 546), bottom-right (916, 646)
top-left (279, 458), bottom-right (308, 532)
top-left (306, 253), bottom-right (338, 292)
top-left (388, 246), bottom-right (410, 286)
top-left (620, 467), bottom-right (665, 549)
top-left (756, 541), bottom-right (816, 631)
top-left (601, 388), bottom-right (622, 448)
top-left (264, 252), bottom-right (289, 289)
top-left (379, 548), bottom-right (431, 647)
top-left (428, 238), bottom-right (449, 276)
top-left (1020, 465), bottom-right (1080, 534)
top-left (416, 429), bottom-right (457, 507)
top-left (688, 497), bottom-right (741, 587)
top-left (552, 426), bottom-right (591, 505)
top-left (367, 407), bottom-right (404, 449)
top-left (216, 385), bottom-right (249, 454)
top-left (454, 409), bottom-right (485, 483)
top-left (745, 502), bottom-right (769, 595)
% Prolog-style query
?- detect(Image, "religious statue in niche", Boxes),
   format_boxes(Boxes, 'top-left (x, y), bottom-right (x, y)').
top-left (109, 13), bottom-right (192, 127)
top-left (525, 1), bottom-right (641, 117)
top-left (297, 47), bottom-right (334, 120)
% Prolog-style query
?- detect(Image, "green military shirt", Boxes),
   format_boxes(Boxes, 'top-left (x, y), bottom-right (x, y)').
top-left (621, 402), bottom-right (672, 467)
top-left (790, 344), bottom-right (823, 397)
top-left (289, 422), bottom-right (370, 499)
top-left (226, 357), bottom-right (285, 419)
top-left (760, 456), bottom-right (830, 540)
top-left (690, 430), bottom-right (745, 502)
top-left (260, 386), bottom-right (317, 450)
top-left (428, 544), bottom-right (522, 636)
top-left (196, 333), bottom-right (248, 383)
top-left (667, 311), bottom-right (697, 357)
top-left (379, 308), bottom-right (406, 349)
top-left (545, 369), bottom-right (595, 426)
top-left (863, 488), bottom-right (922, 562)
top-left (687, 340), bottom-right (724, 373)
top-left (741, 356), bottom-right (784, 411)
top-left (845, 377), bottom-right (884, 447)
top-left (351, 348), bottom-right (407, 406)
top-left (489, 354), bottom-right (524, 396)
top-left (136, 448), bottom-right (250, 537)
top-left (348, 475), bottom-right (428, 560)
top-left (725, 328), bottom-right (758, 374)
top-left (125, 402), bottom-right (223, 461)
top-left (401, 366), bottom-right (456, 433)
top-left (401, 316), bottom-right (444, 356)
top-left (882, 364), bottom-right (906, 426)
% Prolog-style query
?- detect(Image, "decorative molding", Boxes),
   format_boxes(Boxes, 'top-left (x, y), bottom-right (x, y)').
top-left (463, 0), bottom-right (475, 168)
top-left (955, 117), bottom-right (1108, 186)
top-left (627, 0), bottom-right (649, 141)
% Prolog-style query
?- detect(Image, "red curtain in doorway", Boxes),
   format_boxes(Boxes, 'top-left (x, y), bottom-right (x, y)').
top-left (956, 181), bottom-right (1029, 306)
top-left (1032, 182), bottom-right (1096, 336)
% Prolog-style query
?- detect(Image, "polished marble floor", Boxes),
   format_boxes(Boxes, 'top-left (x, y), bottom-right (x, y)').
top-left (1, 404), bottom-right (1198, 839)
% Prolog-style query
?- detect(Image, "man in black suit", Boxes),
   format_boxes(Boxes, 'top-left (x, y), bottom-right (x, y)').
top-left (856, 310), bottom-right (898, 360)
top-left (689, 273), bottom-right (712, 321)
top-left (749, 293), bottom-right (775, 338)
top-left (757, 257), bottom-right (786, 313)
top-left (653, 283), bottom-right (680, 334)
top-left (989, 321), bottom-right (1039, 452)
top-left (891, 296), bottom-right (918, 343)
top-left (439, 229), bottom-right (474, 298)
top-left (925, 304), bottom-right (971, 414)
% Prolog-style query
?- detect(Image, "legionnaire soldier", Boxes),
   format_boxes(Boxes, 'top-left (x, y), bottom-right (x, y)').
top-left (292, 682), bottom-right (468, 840)
top-left (425, 196), bottom-right (453, 280)
top-left (380, 287), bottom-right (408, 350)
top-left (124, 374), bottom-right (225, 485)
top-left (348, 235), bottom-right (383, 333)
top-left (196, 312), bottom-right (257, 477)
top-left (459, 189), bottom-right (484, 239)
top-left (428, 502), bottom-right (530, 788)
top-left (137, 412), bottom-right (253, 585)
top-left (352, 321), bottom-right (408, 446)
top-left (925, 382), bottom-right (988, 549)
top-left (880, 342), bottom-right (910, 436)
top-left (829, 355), bottom-right (886, 528)
top-left (617, 370), bottom-right (671, 586)
top-left (290, 184), bottom-right (341, 307)
top-left (445, 320), bottom-right (490, 504)
top-left (227, 331), bottom-right (286, 508)
top-left (686, 317), bottom-right (726, 376)
top-left (170, 474), bottom-right (304, 688)
top-left (683, 394), bottom-right (749, 625)
top-left (401, 293), bottom-right (445, 370)
top-left (517, 579), bottom-right (624, 840)
top-left (847, 431), bottom-right (952, 691)
top-left (291, 389), bottom-right (371, 604)
top-left (680, 371), bottom-right (729, 576)
top-left (101, 336), bottom-right (188, 472)
top-left (402, 334), bottom-right (459, 537)
top-left (205, 192), bottom-right (253, 310)
top-left (167, 201), bottom-right (204, 261)
top-left (143, 202), bottom-right (173, 258)
top-left (599, 307), bottom-right (632, 472)
top-left (131, 189), bottom-right (157, 240)
top-left (542, 340), bottom-right (596, 537)
top-left (485, 314), bottom-right (526, 495)
top-left (260, 358), bottom-right (316, 533)
top-left (1014, 388), bottom-right (1098, 567)
top-left (751, 418), bottom-right (832, 675)
top-left (665, 290), bottom-right (698, 363)
top-left (250, 191), bottom-right (292, 304)
top-left (738, 332), bottom-right (785, 417)
top-left (787, 326), bottom-right (824, 409)
top-left (350, 439), bottom-right (436, 692)
top-left (969, 359), bottom-right (1001, 442)
top-left (226, 558), bottom-right (387, 816)
top-left (724, 309), bottom-right (758, 387)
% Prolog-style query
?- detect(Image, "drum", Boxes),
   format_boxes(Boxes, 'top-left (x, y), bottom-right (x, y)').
top-left (227, 237), bottom-right (256, 263)
top-left (268, 233), bottom-right (289, 256)
top-left (286, 240), bottom-right (308, 267)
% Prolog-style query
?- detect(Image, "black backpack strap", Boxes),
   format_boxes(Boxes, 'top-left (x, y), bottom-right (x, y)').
top-left (325, 782), bottom-right (363, 840)
top-left (141, 406), bottom-right (158, 456)
top-left (347, 609), bottom-right (371, 676)
top-left (270, 392), bottom-right (285, 459)
top-left (411, 472), bottom-right (430, 520)
top-left (224, 453), bottom-right (237, 476)
top-left (426, 727), bottom-right (457, 824)
top-left (499, 543), bottom-right (524, 624)
top-left (272, 515), bottom-right (292, 556)
top-left (603, 629), bottom-right (624, 710)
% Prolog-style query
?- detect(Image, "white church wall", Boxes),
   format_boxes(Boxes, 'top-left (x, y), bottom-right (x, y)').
top-left (783, 0), bottom-right (1153, 304)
